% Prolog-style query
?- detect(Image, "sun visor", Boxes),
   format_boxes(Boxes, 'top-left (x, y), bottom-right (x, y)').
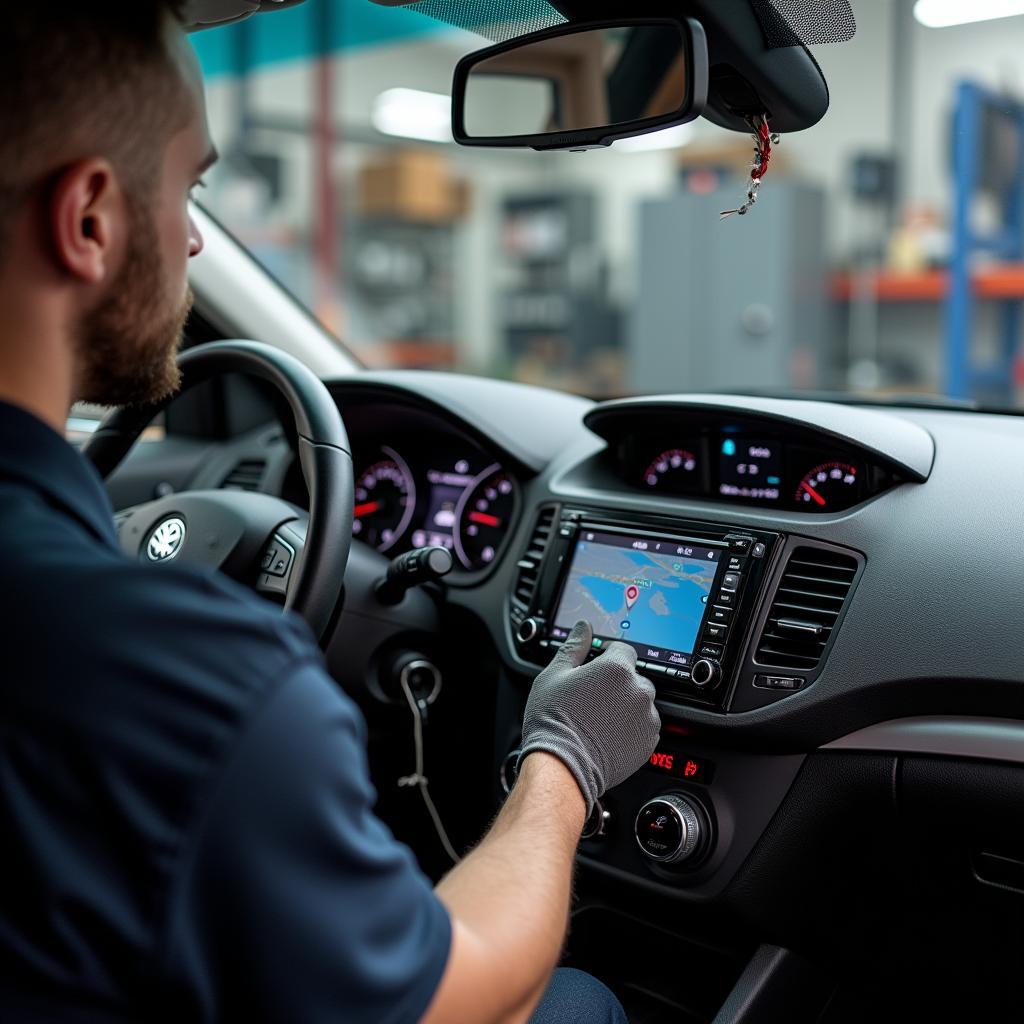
top-left (368, 0), bottom-right (855, 133)
top-left (185, 0), bottom-right (308, 31)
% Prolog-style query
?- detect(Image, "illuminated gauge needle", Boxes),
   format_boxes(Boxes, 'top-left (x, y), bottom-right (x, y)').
top-left (800, 481), bottom-right (827, 507)
top-left (469, 511), bottom-right (501, 527)
top-left (354, 500), bottom-right (382, 518)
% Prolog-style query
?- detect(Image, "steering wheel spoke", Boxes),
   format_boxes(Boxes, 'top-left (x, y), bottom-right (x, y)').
top-left (84, 340), bottom-right (353, 646)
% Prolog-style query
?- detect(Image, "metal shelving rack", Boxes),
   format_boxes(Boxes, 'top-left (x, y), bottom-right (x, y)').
top-left (945, 81), bottom-right (1024, 401)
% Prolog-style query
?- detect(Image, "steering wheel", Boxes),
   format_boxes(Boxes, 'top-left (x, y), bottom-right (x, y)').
top-left (83, 340), bottom-right (354, 645)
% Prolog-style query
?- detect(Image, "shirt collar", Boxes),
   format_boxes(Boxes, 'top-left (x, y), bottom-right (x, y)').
top-left (0, 400), bottom-right (119, 549)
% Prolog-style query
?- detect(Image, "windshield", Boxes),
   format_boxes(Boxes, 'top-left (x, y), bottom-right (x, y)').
top-left (194, 1), bottom-right (1024, 407)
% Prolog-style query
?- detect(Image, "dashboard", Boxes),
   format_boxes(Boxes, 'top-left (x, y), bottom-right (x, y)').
top-left (104, 366), bottom-right (1024, 1014)
top-left (105, 367), bottom-right (1024, 1015)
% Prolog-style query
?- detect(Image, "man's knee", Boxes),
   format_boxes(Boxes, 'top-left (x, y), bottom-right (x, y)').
top-left (529, 967), bottom-right (627, 1024)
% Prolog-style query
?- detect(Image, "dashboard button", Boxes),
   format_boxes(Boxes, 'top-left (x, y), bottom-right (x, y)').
top-left (754, 674), bottom-right (805, 691)
top-left (705, 621), bottom-right (728, 641)
top-left (726, 536), bottom-right (752, 553)
top-left (715, 591), bottom-right (736, 607)
top-left (644, 663), bottom-right (668, 676)
top-left (698, 642), bottom-right (723, 659)
top-left (752, 542), bottom-right (767, 559)
top-left (727, 555), bottom-right (745, 572)
top-left (709, 606), bottom-right (732, 624)
top-left (721, 572), bottom-right (741, 592)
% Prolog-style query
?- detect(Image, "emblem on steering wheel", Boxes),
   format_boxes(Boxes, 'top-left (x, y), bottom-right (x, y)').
top-left (146, 517), bottom-right (186, 562)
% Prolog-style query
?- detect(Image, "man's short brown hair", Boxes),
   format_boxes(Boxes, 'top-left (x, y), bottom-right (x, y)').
top-left (0, 1), bottom-right (191, 244)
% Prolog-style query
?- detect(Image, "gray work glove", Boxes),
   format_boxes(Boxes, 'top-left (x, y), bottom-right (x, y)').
top-left (518, 620), bottom-right (661, 814)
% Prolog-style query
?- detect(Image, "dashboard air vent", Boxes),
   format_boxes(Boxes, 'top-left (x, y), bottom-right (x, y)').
top-left (221, 458), bottom-right (267, 492)
top-left (756, 546), bottom-right (859, 672)
top-left (510, 504), bottom-right (558, 626)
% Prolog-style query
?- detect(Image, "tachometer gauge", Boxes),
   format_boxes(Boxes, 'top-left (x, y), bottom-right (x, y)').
top-left (643, 449), bottom-right (698, 490)
top-left (795, 462), bottom-right (859, 509)
top-left (353, 446), bottom-right (416, 551)
top-left (454, 464), bottom-right (516, 571)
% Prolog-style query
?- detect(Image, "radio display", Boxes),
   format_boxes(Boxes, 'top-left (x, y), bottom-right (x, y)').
top-left (549, 529), bottom-right (722, 667)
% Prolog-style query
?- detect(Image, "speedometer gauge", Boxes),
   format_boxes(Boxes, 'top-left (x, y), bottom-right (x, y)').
top-left (643, 449), bottom-right (698, 490)
top-left (353, 446), bottom-right (416, 551)
top-left (454, 464), bottom-right (516, 570)
top-left (795, 462), bottom-right (859, 509)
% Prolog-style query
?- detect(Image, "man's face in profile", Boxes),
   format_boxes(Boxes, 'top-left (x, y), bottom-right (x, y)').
top-left (75, 24), bottom-right (215, 410)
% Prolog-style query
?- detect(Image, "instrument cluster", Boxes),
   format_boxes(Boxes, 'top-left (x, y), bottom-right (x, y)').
top-left (340, 401), bottom-right (520, 573)
top-left (623, 432), bottom-right (887, 513)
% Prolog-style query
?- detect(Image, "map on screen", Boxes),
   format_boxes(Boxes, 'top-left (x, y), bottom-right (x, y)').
top-left (551, 532), bottom-right (719, 659)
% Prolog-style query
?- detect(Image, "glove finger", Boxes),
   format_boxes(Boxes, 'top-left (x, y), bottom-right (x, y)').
top-left (600, 640), bottom-right (637, 670)
top-left (552, 619), bottom-right (593, 668)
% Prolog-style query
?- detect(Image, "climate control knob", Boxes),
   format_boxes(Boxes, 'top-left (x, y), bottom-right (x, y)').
top-left (634, 794), bottom-right (706, 865)
top-left (690, 658), bottom-right (721, 690)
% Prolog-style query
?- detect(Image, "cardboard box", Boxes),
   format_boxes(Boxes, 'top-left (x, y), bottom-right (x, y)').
top-left (357, 149), bottom-right (468, 224)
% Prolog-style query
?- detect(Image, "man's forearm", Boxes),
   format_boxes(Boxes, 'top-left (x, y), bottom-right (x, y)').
top-left (426, 752), bottom-right (586, 1023)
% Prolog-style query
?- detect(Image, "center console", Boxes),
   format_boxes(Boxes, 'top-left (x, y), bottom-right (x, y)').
top-left (511, 506), bottom-right (780, 709)
top-left (508, 504), bottom-right (864, 890)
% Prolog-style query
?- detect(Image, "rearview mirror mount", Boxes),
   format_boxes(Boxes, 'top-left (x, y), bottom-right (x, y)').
top-left (451, 17), bottom-right (709, 151)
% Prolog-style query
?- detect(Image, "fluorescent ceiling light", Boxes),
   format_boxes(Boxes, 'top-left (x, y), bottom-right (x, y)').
top-left (914, 0), bottom-right (1024, 28)
top-left (372, 88), bottom-right (452, 143)
top-left (615, 123), bottom-right (695, 153)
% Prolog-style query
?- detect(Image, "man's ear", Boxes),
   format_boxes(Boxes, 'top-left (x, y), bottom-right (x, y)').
top-left (48, 159), bottom-right (127, 285)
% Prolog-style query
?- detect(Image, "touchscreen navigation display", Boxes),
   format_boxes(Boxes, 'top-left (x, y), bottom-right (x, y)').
top-left (549, 529), bottom-right (721, 667)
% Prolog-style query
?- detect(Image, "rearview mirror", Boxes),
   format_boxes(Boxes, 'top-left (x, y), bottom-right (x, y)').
top-left (452, 18), bottom-right (708, 151)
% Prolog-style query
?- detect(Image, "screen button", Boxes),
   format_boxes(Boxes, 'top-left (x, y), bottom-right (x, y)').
top-left (721, 572), bottom-right (742, 592)
top-left (715, 591), bottom-right (736, 607)
top-left (709, 606), bottom-right (733, 624)
top-left (752, 542), bottom-right (767, 559)
top-left (698, 642), bottom-right (723, 659)
top-left (705, 622), bottom-right (728, 641)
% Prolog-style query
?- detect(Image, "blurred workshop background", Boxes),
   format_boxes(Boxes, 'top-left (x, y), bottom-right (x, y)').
top-left (193, 0), bottom-right (1024, 404)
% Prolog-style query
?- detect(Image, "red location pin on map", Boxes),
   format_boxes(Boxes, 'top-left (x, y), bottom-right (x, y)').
top-left (625, 584), bottom-right (639, 610)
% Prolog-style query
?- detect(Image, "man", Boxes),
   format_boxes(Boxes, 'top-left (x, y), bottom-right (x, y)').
top-left (0, 3), bottom-right (660, 1022)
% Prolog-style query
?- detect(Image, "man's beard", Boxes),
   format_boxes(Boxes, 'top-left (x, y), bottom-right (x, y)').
top-left (75, 201), bottom-right (192, 409)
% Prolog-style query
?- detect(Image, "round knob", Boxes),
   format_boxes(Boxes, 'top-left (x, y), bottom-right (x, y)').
top-left (581, 800), bottom-right (611, 840)
top-left (690, 658), bottom-right (721, 690)
top-left (634, 794), bottom-right (705, 864)
top-left (516, 617), bottom-right (542, 643)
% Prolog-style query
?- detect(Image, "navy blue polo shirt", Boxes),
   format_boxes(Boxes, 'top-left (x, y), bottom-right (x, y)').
top-left (0, 400), bottom-right (451, 1022)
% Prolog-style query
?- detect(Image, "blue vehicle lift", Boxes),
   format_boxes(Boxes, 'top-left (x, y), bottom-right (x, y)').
top-left (945, 81), bottom-right (1024, 401)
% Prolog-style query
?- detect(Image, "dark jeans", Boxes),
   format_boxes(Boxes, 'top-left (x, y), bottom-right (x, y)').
top-left (529, 968), bottom-right (628, 1024)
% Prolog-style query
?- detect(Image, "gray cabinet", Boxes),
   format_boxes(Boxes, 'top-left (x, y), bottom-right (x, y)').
top-left (630, 182), bottom-right (828, 395)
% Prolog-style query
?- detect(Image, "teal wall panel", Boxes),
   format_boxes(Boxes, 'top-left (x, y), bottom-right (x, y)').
top-left (192, 2), bottom-right (450, 78)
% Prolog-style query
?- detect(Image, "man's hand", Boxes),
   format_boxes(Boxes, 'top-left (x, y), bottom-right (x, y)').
top-left (518, 620), bottom-right (661, 813)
